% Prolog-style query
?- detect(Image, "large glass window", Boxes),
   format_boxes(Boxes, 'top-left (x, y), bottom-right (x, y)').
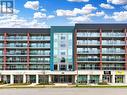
top-left (53, 33), bottom-right (73, 70)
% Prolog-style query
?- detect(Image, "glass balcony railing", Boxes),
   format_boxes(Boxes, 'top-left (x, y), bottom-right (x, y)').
top-left (29, 61), bottom-right (50, 63)
top-left (78, 67), bottom-right (100, 70)
top-left (30, 45), bottom-right (50, 48)
top-left (0, 45), bottom-right (3, 47)
top-left (30, 52), bottom-right (50, 55)
top-left (7, 37), bottom-right (27, 40)
top-left (77, 42), bottom-right (100, 45)
top-left (6, 68), bottom-right (28, 70)
top-left (6, 53), bottom-right (27, 55)
top-left (30, 37), bottom-right (50, 40)
top-left (77, 58), bottom-right (124, 61)
top-left (78, 66), bottom-right (125, 70)
top-left (29, 68), bottom-right (50, 70)
top-left (77, 58), bottom-right (100, 61)
top-left (7, 44), bottom-right (27, 47)
top-left (77, 33), bottom-right (100, 37)
top-left (102, 33), bottom-right (124, 37)
top-left (6, 61), bottom-right (27, 63)
top-left (102, 42), bottom-right (125, 45)
top-left (102, 67), bottom-right (125, 70)
top-left (102, 50), bottom-right (125, 53)
top-left (77, 51), bottom-right (99, 54)
top-left (6, 36), bottom-right (50, 41)
top-left (0, 37), bottom-right (4, 40)
top-left (102, 58), bottom-right (125, 61)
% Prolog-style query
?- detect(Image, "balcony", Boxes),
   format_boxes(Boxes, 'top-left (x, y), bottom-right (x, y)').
top-left (7, 37), bottom-right (27, 41)
top-left (29, 61), bottom-right (50, 63)
top-left (77, 33), bottom-right (100, 37)
top-left (102, 58), bottom-right (125, 61)
top-left (30, 52), bottom-right (50, 56)
top-left (30, 62), bottom-right (50, 64)
top-left (0, 44), bottom-right (4, 47)
top-left (102, 66), bottom-right (125, 70)
top-left (102, 33), bottom-right (124, 37)
top-left (29, 68), bottom-right (50, 70)
top-left (77, 51), bottom-right (99, 54)
top-left (102, 42), bottom-right (125, 46)
top-left (102, 58), bottom-right (125, 63)
top-left (6, 44), bottom-right (27, 48)
top-left (6, 68), bottom-right (27, 70)
top-left (30, 37), bottom-right (50, 41)
top-left (77, 58), bottom-right (100, 63)
top-left (6, 62), bottom-right (27, 64)
top-left (102, 50), bottom-right (125, 54)
top-left (77, 42), bottom-right (100, 46)
top-left (0, 37), bottom-right (4, 41)
top-left (78, 67), bottom-right (100, 70)
top-left (6, 52), bottom-right (27, 55)
top-left (30, 44), bottom-right (50, 49)
top-left (78, 66), bottom-right (125, 70)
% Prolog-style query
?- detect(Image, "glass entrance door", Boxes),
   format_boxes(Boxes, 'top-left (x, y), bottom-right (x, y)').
top-left (103, 75), bottom-right (112, 83)
top-left (115, 75), bottom-right (124, 83)
top-left (59, 76), bottom-right (64, 83)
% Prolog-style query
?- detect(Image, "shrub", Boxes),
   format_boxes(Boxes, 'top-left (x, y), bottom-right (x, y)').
top-left (98, 81), bottom-right (108, 85)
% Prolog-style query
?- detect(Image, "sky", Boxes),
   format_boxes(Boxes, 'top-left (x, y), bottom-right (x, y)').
top-left (0, 0), bottom-right (127, 28)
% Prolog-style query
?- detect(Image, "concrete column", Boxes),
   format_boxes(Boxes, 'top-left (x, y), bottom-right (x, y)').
top-left (36, 74), bottom-right (39, 84)
top-left (112, 75), bottom-right (115, 84)
top-left (10, 74), bottom-right (14, 84)
top-left (49, 75), bottom-right (52, 83)
top-left (75, 75), bottom-right (78, 83)
top-left (0, 75), bottom-right (1, 81)
top-left (87, 75), bottom-right (90, 84)
top-left (99, 74), bottom-right (103, 82)
top-left (125, 75), bottom-right (127, 84)
top-left (23, 74), bottom-right (26, 83)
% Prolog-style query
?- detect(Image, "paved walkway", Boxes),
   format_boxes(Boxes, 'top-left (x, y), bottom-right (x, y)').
top-left (0, 88), bottom-right (127, 95)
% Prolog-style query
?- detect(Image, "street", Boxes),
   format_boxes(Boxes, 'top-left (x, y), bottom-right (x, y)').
top-left (0, 88), bottom-right (126, 95)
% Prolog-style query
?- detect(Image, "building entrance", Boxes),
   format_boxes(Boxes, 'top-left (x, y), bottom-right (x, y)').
top-left (115, 75), bottom-right (124, 83)
top-left (102, 75), bottom-right (112, 83)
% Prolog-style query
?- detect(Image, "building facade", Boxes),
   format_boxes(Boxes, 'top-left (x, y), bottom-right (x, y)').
top-left (0, 24), bottom-right (127, 84)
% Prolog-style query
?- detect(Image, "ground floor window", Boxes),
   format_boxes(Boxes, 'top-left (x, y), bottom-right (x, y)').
top-left (39, 75), bottom-right (48, 84)
top-left (52, 75), bottom-right (74, 83)
top-left (77, 75), bottom-right (87, 84)
top-left (26, 75), bottom-right (36, 83)
top-left (14, 75), bottom-right (23, 83)
top-left (115, 75), bottom-right (124, 83)
top-left (1, 75), bottom-right (10, 83)
top-left (89, 75), bottom-right (99, 83)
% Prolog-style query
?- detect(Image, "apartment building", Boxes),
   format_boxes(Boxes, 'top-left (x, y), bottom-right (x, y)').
top-left (0, 24), bottom-right (127, 84)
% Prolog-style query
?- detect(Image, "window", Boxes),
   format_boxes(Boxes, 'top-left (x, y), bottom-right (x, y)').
top-left (61, 36), bottom-right (65, 40)
top-left (61, 52), bottom-right (65, 55)
top-left (54, 64), bottom-right (57, 70)
top-left (60, 65), bottom-right (66, 70)
top-left (61, 44), bottom-right (66, 47)
top-left (69, 65), bottom-right (72, 71)
top-left (61, 57), bottom-right (65, 63)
